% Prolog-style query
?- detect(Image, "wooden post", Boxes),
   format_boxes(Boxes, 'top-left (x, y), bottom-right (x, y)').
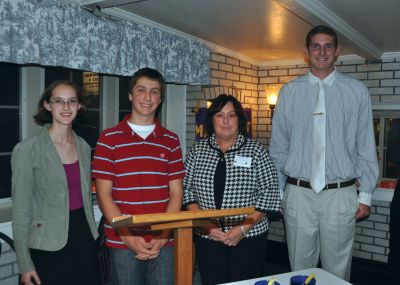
top-left (174, 227), bottom-right (193, 285)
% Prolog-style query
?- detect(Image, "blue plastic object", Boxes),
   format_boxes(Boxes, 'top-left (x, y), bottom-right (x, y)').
top-left (254, 280), bottom-right (280, 285)
top-left (290, 275), bottom-right (316, 285)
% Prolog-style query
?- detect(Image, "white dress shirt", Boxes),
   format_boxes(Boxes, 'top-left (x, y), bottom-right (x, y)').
top-left (270, 70), bottom-right (379, 206)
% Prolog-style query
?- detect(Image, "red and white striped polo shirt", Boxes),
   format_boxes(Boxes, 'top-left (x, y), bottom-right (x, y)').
top-left (92, 115), bottom-right (185, 248)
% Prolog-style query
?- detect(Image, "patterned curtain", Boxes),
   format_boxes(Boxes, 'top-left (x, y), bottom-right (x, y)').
top-left (0, 0), bottom-right (210, 84)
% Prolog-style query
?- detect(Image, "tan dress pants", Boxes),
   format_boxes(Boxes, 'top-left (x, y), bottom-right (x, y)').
top-left (283, 183), bottom-right (358, 281)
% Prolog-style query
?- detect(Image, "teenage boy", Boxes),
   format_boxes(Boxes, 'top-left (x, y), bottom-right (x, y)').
top-left (93, 68), bottom-right (184, 285)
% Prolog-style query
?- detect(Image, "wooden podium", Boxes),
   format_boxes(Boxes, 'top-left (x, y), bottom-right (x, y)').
top-left (112, 207), bottom-right (255, 285)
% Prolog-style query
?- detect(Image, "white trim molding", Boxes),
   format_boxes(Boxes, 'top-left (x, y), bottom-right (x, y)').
top-left (382, 52), bottom-right (400, 61)
top-left (372, 104), bottom-right (400, 111)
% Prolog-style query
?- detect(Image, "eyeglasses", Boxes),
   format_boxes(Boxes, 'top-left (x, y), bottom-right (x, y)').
top-left (48, 98), bottom-right (79, 107)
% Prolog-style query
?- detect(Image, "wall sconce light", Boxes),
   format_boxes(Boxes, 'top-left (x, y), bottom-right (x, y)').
top-left (266, 87), bottom-right (279, 117)
top-left (267, 94), bottom-right (278, 110)
top-left (206, 99), bottom-right (213, 109)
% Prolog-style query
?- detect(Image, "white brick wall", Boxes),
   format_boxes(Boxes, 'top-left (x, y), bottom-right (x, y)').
top-left (354, 201), bottom-right (391, 262)
top-left (186, 53), bottom-right (266, 153)
top-left (0, 241), bottom-right (18, 284)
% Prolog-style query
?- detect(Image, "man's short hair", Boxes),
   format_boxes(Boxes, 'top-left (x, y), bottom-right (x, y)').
top-left (306, 25), bottom-right (338, 48)
top-left (128, 67), bottom-right (166, 99)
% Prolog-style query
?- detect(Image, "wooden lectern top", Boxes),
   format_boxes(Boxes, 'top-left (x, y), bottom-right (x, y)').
top-left (111, 207), bottom-right (255, 229)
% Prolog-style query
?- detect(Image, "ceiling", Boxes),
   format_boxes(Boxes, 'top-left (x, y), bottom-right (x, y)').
top-left (74, 0), bottom-right (400, 66)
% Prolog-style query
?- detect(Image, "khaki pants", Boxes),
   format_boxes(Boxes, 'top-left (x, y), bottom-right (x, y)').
top-left (283, 183), bottom-right (358, 281)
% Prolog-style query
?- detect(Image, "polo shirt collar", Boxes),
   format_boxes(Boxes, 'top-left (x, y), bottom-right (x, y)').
top-left (308, 69), bottom-right (337, 87)
top-left (119, 114), bottom-right (163, 138)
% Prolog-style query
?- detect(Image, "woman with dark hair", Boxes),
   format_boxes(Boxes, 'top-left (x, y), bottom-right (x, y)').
top-left (183, 94), bottom-right (281, 285)
top-left (11, 80), bottom-right (98, 285)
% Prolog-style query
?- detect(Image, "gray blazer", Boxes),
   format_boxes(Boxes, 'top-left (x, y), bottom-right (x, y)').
top-left (11, 125), bottom-right (98, 274)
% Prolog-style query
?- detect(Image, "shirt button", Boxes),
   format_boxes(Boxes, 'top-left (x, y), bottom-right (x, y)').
top-left (37, 223), bottom-right (42, 228)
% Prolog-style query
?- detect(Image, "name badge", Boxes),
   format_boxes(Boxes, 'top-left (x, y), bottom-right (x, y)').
top-left (233, 155), bottom-right (252, 168)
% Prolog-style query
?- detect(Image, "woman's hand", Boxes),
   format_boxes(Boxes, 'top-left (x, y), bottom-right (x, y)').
top-left (220, 211), bottom-right (264, 246)
top-left (21, 271), bottom-right (41, 285)
top-left (186, 204), bottom-right (227, 240)
top-left (202, 223), bottom-right (226, 241)
top-left (220, 226), bottom-right (245, 246)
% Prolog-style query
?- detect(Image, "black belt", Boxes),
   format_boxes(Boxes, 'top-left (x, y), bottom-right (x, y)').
top-left (287, 177), bottom-right (356, 190)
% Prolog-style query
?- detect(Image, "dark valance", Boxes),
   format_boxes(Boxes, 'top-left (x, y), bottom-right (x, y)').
top-left (0, 0), bottom-right (210, 84)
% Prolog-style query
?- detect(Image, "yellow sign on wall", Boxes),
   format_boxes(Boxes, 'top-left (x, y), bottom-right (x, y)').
top-left (82, 72), bottom-right (99, 96)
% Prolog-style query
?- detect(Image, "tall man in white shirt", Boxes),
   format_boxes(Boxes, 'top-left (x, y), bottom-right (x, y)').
top-left (269, 25), bottom-right (379, 281)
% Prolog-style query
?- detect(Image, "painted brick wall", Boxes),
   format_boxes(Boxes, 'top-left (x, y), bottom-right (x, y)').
top-left (186, 52), bottom-right (269, 154)
top-left (0, 241), bottom-right (18, 285)
top-left (354, 200), bottom-right (391, 262)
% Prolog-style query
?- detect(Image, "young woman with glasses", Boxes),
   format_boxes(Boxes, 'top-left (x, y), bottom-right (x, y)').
top-left (11, 81), bottom-right (98, 285)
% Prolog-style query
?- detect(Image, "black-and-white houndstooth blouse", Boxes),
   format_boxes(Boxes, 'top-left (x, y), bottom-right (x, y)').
top-left (183, 134), bottom-right (281, 239)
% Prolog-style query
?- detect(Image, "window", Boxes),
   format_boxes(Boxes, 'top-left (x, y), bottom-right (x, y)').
top-left (374, 111), bottom-right (400, 181)
top-left (0, 63), bottom-right (20, 199)
top-left (45, 67), bottom-right (101, 148)
top-left (119, 76), bottom-right (131, 120)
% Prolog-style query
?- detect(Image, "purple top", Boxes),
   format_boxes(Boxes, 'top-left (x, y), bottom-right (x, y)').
top-left (63, 161), bottom-right (83, 210)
